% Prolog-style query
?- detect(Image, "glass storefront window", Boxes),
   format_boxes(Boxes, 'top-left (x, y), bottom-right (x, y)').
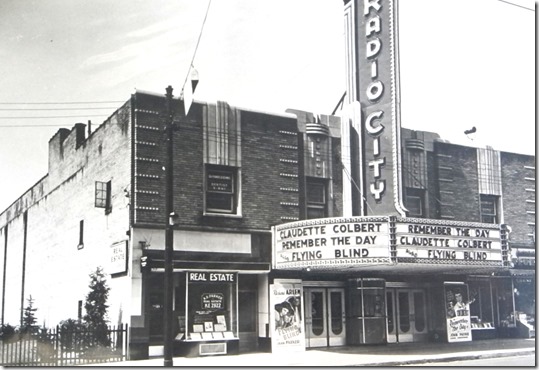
top-left (469, 280), bottom-right (494, 328)
top-left (495, 278), bottom-right (516, 328)
top-left (183, 271), bottom-right (238, 341)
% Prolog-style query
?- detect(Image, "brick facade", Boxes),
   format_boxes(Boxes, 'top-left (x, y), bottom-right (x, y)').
top-left (500, 152), bottom-right (535, 248)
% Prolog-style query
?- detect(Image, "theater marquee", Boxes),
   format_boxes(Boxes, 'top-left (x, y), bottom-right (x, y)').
top-left (273, 217), bottom-right (391, 269)
top-left (272, 217), bottom-right (507, 270)
top-left (395, 219), bottom-right (503, 264)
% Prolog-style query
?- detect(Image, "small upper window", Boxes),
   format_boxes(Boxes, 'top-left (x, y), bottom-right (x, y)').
top-left (306, 178), bottom-right (327, 219)
top-left (480, 194), bottom-right (498, 224)
top-left (78, 220), bottom-right (84, 250)
top-left (405, 188), bottom-right (425, 218)
top-left (95, 181), bottom-right (112, 214)
top-left (205, 166), bottom-right (237, 214)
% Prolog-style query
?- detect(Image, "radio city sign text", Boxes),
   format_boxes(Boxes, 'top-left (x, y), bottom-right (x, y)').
top-left (364, 0), bottom-right (387, 201)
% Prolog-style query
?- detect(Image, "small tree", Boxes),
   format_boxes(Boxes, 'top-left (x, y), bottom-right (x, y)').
top-left (0, 323), bottom-right (17, 341)
top-left (83, 267), bottom-right (110, 347)
top-left (21, 295), bottom-right (38, 334)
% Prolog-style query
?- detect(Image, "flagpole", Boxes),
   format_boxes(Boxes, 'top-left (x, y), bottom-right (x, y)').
top-left (163, 85), bottom-right (175, 367)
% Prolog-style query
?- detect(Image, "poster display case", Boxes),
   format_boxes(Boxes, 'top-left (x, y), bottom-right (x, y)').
top-left (444, 282), bottom-right (472, 342)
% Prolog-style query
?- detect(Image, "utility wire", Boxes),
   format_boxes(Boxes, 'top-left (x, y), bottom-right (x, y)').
top-left (0, 124), bottom-right (74, 127)
top-left (0, 107), bottom-right (117, 111)
top-left (496, 0), bottom-right (535, 11)
top-left (0, 114), bottom-right (108, 119)
top-left (0, 101), bottom-right (124, 105)
top-left (181, 0), bottom-right (212, 96)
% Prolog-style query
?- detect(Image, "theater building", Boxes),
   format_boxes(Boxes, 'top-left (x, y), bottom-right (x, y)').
top-left (267, 0), bottom-right (534, 350)
top-left (0, 0), bottom-right (534, 361)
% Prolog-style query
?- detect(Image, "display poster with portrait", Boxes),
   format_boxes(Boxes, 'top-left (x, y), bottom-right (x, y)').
top-left (270, 279), bottom-right (305, 352)
top-left (444, 282), bottom-right (473, 342)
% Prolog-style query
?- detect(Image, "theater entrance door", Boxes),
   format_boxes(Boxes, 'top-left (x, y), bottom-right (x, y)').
top-left (386, 288), bottom-right (428, 343)
top-left (304, 288), bottom-right (346, 347)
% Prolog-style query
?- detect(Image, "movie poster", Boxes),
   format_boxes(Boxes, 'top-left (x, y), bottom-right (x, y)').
top-left (444, 282), bottom-right (473, 342)
top-left (270, 279), bottom-right (305, 352)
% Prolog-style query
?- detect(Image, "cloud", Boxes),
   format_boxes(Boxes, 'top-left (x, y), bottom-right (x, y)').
top-left (81, 26), bottom-right (188, 70)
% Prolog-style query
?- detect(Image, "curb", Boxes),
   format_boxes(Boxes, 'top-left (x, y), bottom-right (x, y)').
top-left (358, 349), bottom-right (536, 367)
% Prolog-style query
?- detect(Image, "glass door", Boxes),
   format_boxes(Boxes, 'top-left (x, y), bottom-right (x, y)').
top-left (388, 288), bottom-right (427, 342)
top-left (386, 289), bottom-right (397, 343)
top-left (304, 288), bottom-right (346, 347)
top-left (305, 288), bottom-right (327, 347)
top-left (397, 289), bottom-right (413, 342)
top-left (328, 288), bottom-right (346, 346)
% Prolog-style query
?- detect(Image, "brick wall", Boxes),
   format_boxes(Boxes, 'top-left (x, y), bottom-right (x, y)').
top-left (500, 151), bottom-right (535, 247)
top-left (434, 142), bottom-right (480, 222)
top-left (132, 93), bottom-right (303, 231)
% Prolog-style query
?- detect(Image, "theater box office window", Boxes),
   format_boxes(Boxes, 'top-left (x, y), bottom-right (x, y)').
top-left (175, 271), bottom-right (239, 356)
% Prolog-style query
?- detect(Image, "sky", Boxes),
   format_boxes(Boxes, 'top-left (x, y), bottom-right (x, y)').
top-left (0, 0), bottom-right (535, 212)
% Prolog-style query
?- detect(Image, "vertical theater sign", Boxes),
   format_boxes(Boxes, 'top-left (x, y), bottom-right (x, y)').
top-left (343, 0), bottom-right (407, 216)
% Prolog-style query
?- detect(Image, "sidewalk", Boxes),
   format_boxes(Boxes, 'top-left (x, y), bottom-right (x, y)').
top-left (90, 338), bottom-right (535, 367)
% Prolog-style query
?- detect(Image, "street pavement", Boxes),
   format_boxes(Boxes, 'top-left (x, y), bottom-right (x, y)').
top-left (88, 338), bottom-right (535, 367)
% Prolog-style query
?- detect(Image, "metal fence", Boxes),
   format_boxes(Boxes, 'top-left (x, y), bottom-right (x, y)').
top-left (0, 324), bottom-right (128, 366)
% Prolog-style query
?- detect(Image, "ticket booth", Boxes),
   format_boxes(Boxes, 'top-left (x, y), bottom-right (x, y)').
top-left (346, 278), bottom-right (387, 344)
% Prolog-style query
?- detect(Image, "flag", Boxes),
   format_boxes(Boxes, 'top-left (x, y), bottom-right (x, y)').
top-left (182, 66), bottom-right (199, 115)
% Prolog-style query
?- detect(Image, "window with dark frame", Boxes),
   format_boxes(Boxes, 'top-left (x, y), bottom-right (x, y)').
top-left (78, 220), bottom-right (84, 249)
top-left (306, 178), bottom-right (327, 219)
top-left (78, 300), bottom-right (83, 321)
top-left (95, 181), bottom-right (112, 214)
top-left (480, 194), bottom-right (498, 224)
top-left (205, 166), bottom-right (237, 214)
top-left (405, 188), bottom-right (425, 218)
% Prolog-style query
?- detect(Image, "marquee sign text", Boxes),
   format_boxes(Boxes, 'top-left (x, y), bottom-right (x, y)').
top-left (274, 217), bottom-right (390, 269)
top-left (395, 222), bottom-right (502, 263)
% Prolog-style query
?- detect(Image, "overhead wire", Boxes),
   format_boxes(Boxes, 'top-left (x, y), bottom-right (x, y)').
top-left (0, 107), bottom-right (118, 111)
top-left (0, 114), bottom-right (109, 120)
top-left (496, 0), bottom-right (535, 11)
top-left (0, 100), bottom-right (124, 105)
top-left (180, 0), bottom-right (212, 97)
